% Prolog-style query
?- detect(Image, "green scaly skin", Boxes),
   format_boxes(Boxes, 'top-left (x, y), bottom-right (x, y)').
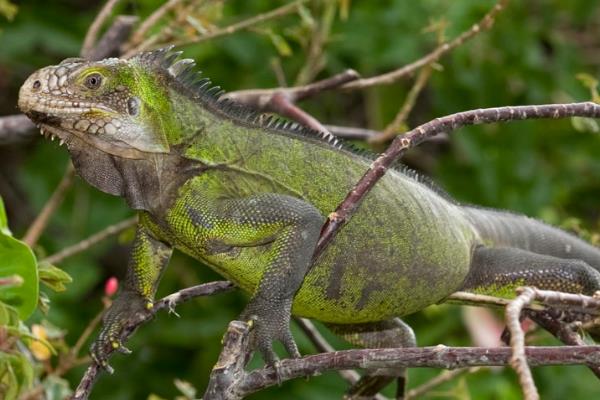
top-left (18, 49), bottom-right (600, 375)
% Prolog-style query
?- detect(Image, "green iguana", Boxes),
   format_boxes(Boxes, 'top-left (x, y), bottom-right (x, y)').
top-left (18, 48), bottom-right (600, 394)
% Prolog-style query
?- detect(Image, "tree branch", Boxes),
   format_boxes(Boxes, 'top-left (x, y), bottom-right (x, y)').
top-left (506, 287), bottom-right (539, 400)
top-left (71, 281), bottom-right (236, 400)
top-left (204, 319), bottom-right (600, 400)
top-left (313, 102), bottom-right (600, 261)
top-left (42, 216), bottom-right (137, 265)
top-left (22, 163), bottom-right (75, 247)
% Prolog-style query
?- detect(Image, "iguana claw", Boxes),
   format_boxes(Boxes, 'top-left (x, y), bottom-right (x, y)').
top-left (90, 291), bottom-right (151, 372)
top-left (239, 300), bottom-right (300, 366)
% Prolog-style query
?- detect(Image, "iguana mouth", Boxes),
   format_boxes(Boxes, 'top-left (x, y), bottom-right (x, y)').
top-left (36, 121), bottom-right (147, 160)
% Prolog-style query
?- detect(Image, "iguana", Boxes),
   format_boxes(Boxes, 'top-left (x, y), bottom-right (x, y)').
top-left (18, 48), bottom-right (600, 395)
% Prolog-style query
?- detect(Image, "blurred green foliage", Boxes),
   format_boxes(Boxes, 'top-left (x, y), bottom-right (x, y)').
top-left (2, 0), bottom-right (600, 398)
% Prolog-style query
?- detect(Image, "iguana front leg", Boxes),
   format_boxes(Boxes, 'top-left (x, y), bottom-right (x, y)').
top-left (179, 191), bottom-right (323, 364)
top-left (91, 216), bottom-right (172, 371)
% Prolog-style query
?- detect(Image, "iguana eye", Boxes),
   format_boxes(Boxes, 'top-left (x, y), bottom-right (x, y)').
top-left (84, 73), bottom-right (103, 89)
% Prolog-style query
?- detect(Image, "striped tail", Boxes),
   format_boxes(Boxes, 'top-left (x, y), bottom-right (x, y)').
top-left (462, 206), bottom-right (600, 271)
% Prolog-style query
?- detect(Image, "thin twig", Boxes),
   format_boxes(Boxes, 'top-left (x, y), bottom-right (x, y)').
top-left (269, 93), bottom-right (333, 137)
top-left (88, 15), bottom-right (138, 61)
top-left (81, 0), bottom-right (123, 58)
top-left (506, 287), bottom-right (539, 400)
top-left (22, 163), bottom-right (76, 247)
top-left (128, 0), bottom-right (183, 48)
top-left (405, 367), bottom-right (481, 400)
top-left (371, 65), bottom-right (434, 143)
top-left (294, 0), bottom-right (336, 86)
top-left (71, 281), bottom-right (236, 400)
top-left (226, 69), bottom-right (360, 109)
top-left (294, 318), bottom-right (360, 385)
top-left (126, 0), bottom-right (308, 57)
top-left (313, 102), bottom-right (600, 262)
top-left (525, 309), bottom-right (600, 379)
top-left (341, 0), bottom-right (509, 90)
top-left (324, 125), bottom-right (381, 140)
top-left (42, 217), bottom-right (137, 265)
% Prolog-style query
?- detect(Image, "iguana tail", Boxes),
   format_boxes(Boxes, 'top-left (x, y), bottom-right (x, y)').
top-left (462, 206), bottom-right (600, 271)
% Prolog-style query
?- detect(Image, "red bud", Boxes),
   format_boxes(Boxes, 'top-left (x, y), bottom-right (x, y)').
top-left (104, 277), bottom-right (118, 297)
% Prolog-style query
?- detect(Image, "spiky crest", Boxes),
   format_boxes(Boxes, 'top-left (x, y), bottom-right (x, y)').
top-left (130, 47), bottom-right (452, 200)
top-left (131, 47), bottom-right (343, 148)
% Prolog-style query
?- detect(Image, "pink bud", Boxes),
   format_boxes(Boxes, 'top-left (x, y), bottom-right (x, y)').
top-left (104, 277), bottom-right (118, 297)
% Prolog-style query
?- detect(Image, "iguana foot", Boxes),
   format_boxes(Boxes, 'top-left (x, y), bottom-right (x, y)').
top-left (240, 300), bottom-right (300, 366)
top-left (90, 292), bottom-right (151, 372)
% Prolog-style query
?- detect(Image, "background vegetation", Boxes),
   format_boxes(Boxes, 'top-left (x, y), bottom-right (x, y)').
top-left (2, 0), bottom-right (600, 398)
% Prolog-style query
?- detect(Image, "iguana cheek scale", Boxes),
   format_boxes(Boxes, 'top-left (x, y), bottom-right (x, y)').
top-left (18, 48), bottom-right (600, 377)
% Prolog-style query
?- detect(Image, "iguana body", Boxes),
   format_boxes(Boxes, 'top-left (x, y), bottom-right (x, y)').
top-left (18, 49), bottom-right (600, 390)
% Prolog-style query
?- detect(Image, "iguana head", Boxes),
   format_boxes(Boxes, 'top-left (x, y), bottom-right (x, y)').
top-left (18, 52), bottom-right (176, 159)
top-left (17, 48), bottom-right (202, 205)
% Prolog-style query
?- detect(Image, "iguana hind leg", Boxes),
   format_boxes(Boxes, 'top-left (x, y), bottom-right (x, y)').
top-left (326, 318), bottom-right (416, 399)
top-left (460, 245), bottom-right (600, 296)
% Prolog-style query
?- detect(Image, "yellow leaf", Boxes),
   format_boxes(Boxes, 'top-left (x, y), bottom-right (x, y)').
top-left (29, 324), bottom-right (51, 361)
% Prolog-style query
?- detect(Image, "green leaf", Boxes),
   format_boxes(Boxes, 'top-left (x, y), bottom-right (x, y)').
top-left (571, 116), bottom-right (600, 133)
top-left (0, 352), bottom-right (33, 400)
top-left (38, 262), bottom-right (72, 292)
top-left (0, 197), bottom-right (11, 236)
top-left (0, 234), bottom-right (38, 320)
top-left (267, 31), bottom-right (292, 57)
top-left (0, 0), bottom-right (17, 21)
top-left (0, 301), bottom-right (19, 327)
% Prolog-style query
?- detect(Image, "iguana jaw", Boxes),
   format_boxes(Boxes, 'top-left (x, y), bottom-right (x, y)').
top-left (35, 121), bottom-right (148, 159)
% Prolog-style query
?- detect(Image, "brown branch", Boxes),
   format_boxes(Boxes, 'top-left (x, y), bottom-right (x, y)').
top-left (526, 309), bottom-right (600, 379)
top-left (313, 102), bottom-right (600, 261)
top-left (294, 318), bottom-right (361, 385)
top-left (240, 346), bottom-right (600, 396)
top-left (205, 319), bottom-right (600, 399)
top-left (324, 125), bottom-right (381, 140)
top-left (22, 163), bottom-right (76, 247)
top-left (506, 287), bottom-right (539, 400)
top-left (341, 0), bottom-right (509, 90)
top-left (225, 69), bottom-right (360, 109)
top-left (42, 216), bottom-right (137, 265)
top-left (81, 0), bottom-right (123, 58)
top-left (71, 281), bottom-right (236, 400)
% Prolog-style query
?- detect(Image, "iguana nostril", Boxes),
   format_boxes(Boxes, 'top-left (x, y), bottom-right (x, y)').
top-left (32, 80), bottom-right (41, 90)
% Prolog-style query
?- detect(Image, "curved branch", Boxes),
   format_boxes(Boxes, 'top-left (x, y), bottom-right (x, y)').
top-left (314, 102), bottom-right (600, 260)
top-left (71, 281), bottom-right (236, 400)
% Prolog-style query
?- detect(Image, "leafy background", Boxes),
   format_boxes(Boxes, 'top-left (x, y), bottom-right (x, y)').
top-left (2, 0), bottom-right (600, 398)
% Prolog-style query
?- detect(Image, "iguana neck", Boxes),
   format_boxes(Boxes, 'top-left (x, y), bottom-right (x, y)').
top-left (69, 141), bottom-right (199, 213)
